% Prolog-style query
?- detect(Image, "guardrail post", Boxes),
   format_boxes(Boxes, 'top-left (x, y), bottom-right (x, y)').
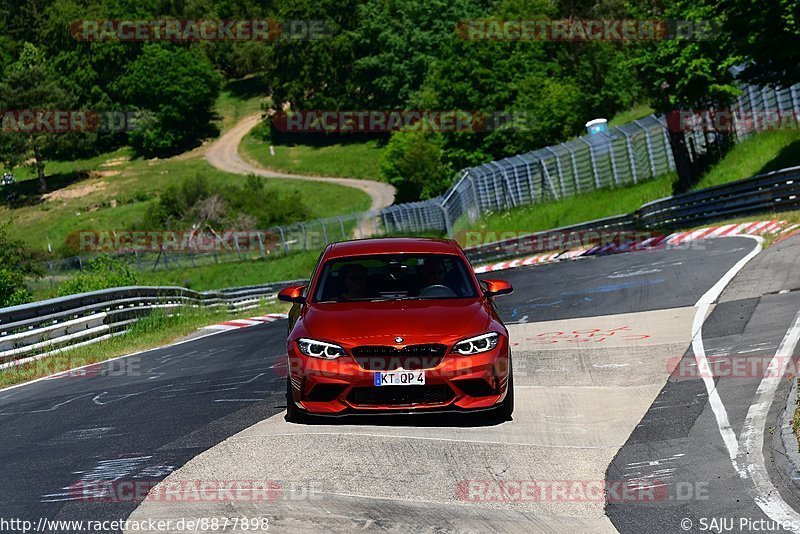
top-left (632, 120), bottom-right (657, 179)
top-left (299, 223), bottom-right (308, 250)
top-left (662, 126), bottom-right (676, 172)
top-left (256, 233), bottom-right (266, 259)
top-left (620, 130), bottom-right (638, 184)
top-left (381, 212), bottom-right (390, 235)
top-left (519, 157), bottom-right (536, 204)
top-left (439, 204), bottom-right (453, 237)
top-left (562, 144), bottom-right (581, 193)
top-left (467, 170), bottom-right (481, 215)
top-left (544, 147), bottom-right (568, 195)
top-left (278, 227), bottom-right (288, 255)
top-left (578, 137), bottom-right (601, 188)
top-left (233, 235), bottom-right (243, 260)
top-left (537, 156), bottom-right (560, 200)
top-left (603, 132), bottom-right (620, 186)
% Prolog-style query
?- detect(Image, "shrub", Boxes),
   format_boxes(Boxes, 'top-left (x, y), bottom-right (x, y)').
top-left (57, 256), bottom-right (137, 297)
top-left (143, 174), bottom-right (311, 230)
top-left (381, 130), bottom-right (453, 202)
top-left (0, 268), bottom-right (31, 307)
top-left (114, 45), bottom-right (221, 156)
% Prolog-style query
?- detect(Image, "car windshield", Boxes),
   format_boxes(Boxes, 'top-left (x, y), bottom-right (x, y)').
top-left (313, 254), bottom-right (478, 302)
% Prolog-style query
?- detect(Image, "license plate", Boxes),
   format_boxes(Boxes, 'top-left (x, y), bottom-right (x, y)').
top-left (374, 371), bottom-right (425, 386)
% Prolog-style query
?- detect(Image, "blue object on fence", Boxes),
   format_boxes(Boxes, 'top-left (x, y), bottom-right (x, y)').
top-left (585, 118), bottom-right (609, 135)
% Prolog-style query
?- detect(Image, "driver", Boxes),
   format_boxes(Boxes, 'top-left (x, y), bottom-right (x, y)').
top-left (419, 257), bottom-right (446, 287)
top-left (338, 263), bottom-right (369, 300)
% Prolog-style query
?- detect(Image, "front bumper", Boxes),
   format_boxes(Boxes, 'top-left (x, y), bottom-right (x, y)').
top-left (287, 337), bottom-right (511, 415)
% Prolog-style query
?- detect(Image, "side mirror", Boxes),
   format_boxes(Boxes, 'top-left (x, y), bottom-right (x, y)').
top-left (278, 284), bottom-right (307, 304)
top-left (483, 279), bottom-right (513, 297)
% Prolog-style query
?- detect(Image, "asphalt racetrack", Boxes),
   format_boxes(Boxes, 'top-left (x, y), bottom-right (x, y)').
top-left (3, 235), bottom-right (800, 533)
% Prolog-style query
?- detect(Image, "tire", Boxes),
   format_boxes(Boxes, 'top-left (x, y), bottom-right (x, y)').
top-left (494, 368), bottom-right (514, 420)
top-left (285, 376), bottom-right (308, 423)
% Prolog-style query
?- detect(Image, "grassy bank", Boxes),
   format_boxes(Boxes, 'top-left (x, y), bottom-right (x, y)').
top-left (29, 250), bottom-right (322, 301)
top-left (0, 300), bottom-right (288, 389)
top-left (457, 173), bottom-right (675, 241)
top-left (240, 133), bottom-right (386, 181)
top-left (693, 131), bottom-right (800, 189)
top-left (135, 251), bottom-right (321, 290)
top-left (460, 131), bottom-right (800, 244)
top-left (3, 155), bottom-right (371, 254)
top-left (214, 77), bottom-right (267, 133)
top-left (1, 76), bottom-right (370, 256)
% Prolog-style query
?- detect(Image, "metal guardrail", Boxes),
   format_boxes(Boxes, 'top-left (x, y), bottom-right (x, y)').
top-left (637, 166), bottom-right (800, 229)
top-left (3, 166), bottom-right (800, 370)
top-left (0, 280), bottom-right (304, 369)
top-left (461, 213), bottom-right (636, 265)
top-left (39, 82), bottom-right (800, 280)
top-left (459, 166), bottom-right (800, 264)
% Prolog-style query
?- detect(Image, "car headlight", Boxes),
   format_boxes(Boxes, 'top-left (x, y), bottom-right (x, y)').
top-left (452, 332), bottom-right (500, 355)
top-left (297, 338), bottom-right (346, 359)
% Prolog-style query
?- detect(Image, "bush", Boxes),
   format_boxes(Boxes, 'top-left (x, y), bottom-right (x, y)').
top-left (381, 130), bottom-right (453, 202)
top-left (0, 268), bottom-right (31, 307)
top-left (57, 256), bottom-right (137, 297)
top-left (0, 220), bottom-right (43, 277)
top-left (143, 174), bottom-right (311, 230)
top-left (114, 45), bottom-right (221, 156)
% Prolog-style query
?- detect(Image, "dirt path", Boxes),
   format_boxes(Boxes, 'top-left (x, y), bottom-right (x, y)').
top-left (205, 114), bottom-right (395, 213)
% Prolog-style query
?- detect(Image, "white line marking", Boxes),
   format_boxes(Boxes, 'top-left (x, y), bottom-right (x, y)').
top-left (202, 325), bottom-right (242, 331)
top-left (226, 319), bottom-right (263, 326)
top-left (739, 309), bottom-right (800, 531)
top-left (692, 235), bottom-right (764, 475)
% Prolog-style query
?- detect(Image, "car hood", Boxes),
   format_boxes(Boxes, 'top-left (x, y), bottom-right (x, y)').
top-left (301, 298), bottom-right (492, 345)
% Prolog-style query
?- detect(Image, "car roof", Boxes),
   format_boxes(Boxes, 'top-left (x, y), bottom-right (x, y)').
top-left (324, 237), bottom-right (461, 260)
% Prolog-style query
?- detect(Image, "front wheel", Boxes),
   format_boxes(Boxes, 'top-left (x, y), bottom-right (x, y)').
top-left (494, 368), bottom-right (514, 420)
top-left (285, 376), bottom-right (308, 423)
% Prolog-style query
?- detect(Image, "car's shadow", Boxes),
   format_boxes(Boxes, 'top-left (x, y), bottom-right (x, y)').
top-left (284, 409), bottom-right (511, 428)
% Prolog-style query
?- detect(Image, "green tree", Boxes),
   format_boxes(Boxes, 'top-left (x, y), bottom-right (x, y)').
top-left (350, 0), bottom-right (489, 109)
top-left (114, 44), bottom-right (221, 156)
top-left (0, 268), bottom-right (30, 307)
top-left (0, 43), bottom-right (78, 192)
top-left (630, 0), bottom-right (739, 191)
top-left (265, 0), bottom-right (365, 111)
top-left (381, 129), bottom-right (452, 202)
top-left (0, 219), bottom-right (41, 307)
top-left (0, 220), bottom-right (43, 276)
top-left (712, 0), bottom-right (799, 87)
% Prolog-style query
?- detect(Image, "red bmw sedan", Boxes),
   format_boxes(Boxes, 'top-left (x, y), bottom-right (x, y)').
top-left (278, 237), bottom-right (514, 421)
